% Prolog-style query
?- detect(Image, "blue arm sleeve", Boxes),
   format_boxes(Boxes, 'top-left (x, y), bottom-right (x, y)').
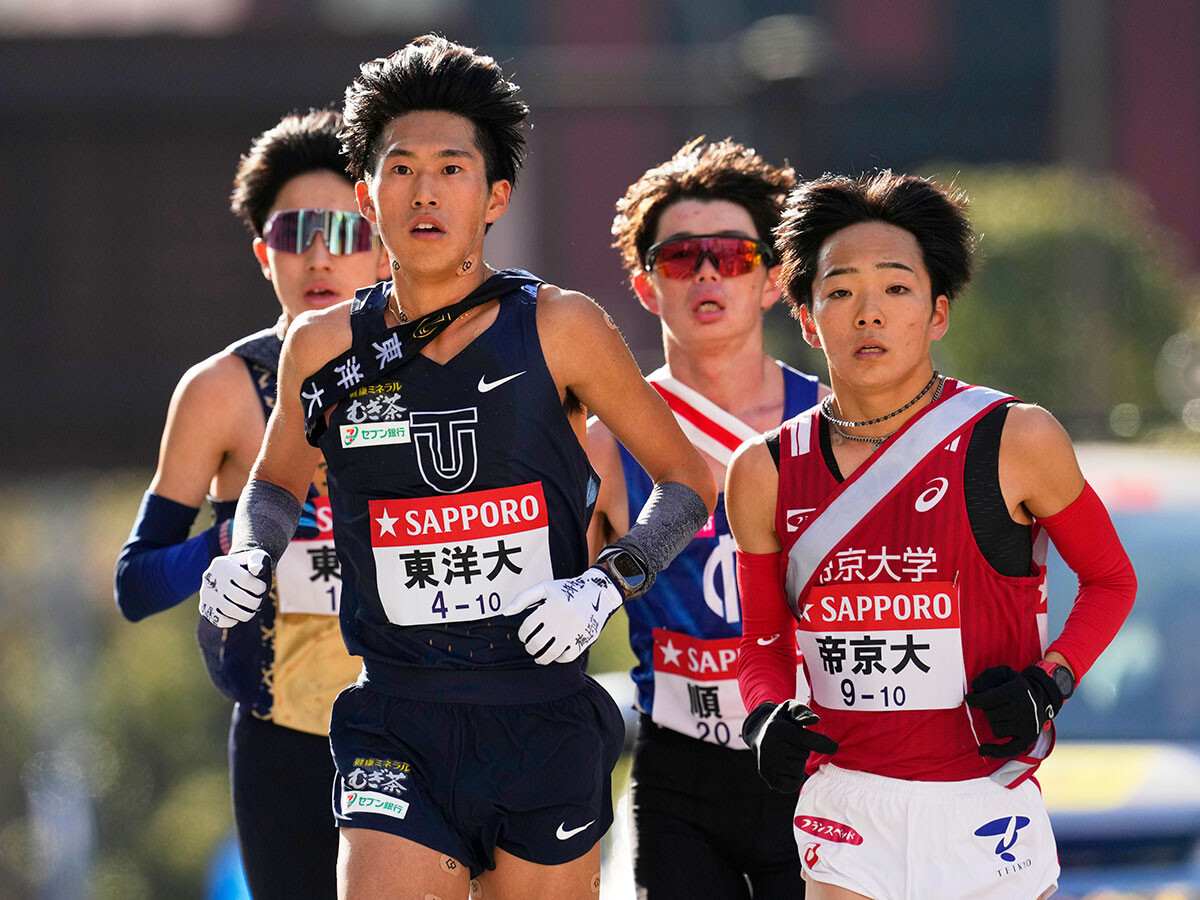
top-left (113, 492), bottom-right (226, 622)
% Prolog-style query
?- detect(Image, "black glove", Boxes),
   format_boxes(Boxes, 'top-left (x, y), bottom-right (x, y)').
top-left (742, 700), bottom-right (839, 793)
top-left (965, 664), bottom-right (1064, 759)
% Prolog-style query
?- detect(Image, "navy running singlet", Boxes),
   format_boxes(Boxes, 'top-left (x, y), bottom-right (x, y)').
top-left (313, 271), bottom-right (598, 696)
top-left (619, 362), bottom-right (818, 747)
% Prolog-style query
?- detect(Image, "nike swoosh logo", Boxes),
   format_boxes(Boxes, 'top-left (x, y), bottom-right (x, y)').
top-left (757, 634), bottom-right (780, 646)
top-left (556, 820), bottom-right (595, 840)
top-left (478, 371), bottom-right (526, 393)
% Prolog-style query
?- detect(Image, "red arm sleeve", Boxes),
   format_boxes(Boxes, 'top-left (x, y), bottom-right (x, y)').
top-left (1040, 482), bottom-right (1137, 680)
top-left (737, 549), bottom-right (799, 711)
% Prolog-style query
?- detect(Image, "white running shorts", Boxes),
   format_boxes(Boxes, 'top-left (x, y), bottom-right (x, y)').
top-left (794, 764), bottom-right (1059, 900)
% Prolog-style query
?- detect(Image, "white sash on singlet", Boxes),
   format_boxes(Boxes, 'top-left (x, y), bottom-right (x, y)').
top-left (785, 385), bottom-right (1009, 603)
top-left (647, 367), bottom-right (759, 466)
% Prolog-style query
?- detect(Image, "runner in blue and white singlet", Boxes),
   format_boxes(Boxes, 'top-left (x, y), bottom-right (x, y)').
top-left (620, 363), bottom-right (817, 746)
top-left (595, 137), bottom-right (823, 899)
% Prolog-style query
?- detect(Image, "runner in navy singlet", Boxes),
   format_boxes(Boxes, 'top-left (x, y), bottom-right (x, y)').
top-left (592, 139), bottom-right (823, 898)
top-left (726, 172), bottom-right (1137, 900)
top-left (198, 37), bottom-right (715, 900)
top-left (114, 110), bottom-right (390, 898)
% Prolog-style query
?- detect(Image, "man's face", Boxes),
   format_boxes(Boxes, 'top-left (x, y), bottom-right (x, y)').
top-left (634, 199), bottom-right (780, 347)
top-left (356, 110), bottom-right (510, 279)
top-left (800, 220), bottom-right (948, 391)
top-left (253, 169), bottom-right (390, 325)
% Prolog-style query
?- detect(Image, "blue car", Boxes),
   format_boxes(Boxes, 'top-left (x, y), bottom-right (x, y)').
top-left (1039, 444), bottom-right (1200, 900)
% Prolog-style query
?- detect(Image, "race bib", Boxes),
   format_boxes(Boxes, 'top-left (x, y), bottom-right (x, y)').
top-left (652, 629), bottom-right (748, 748)
top-left (797, 581), bottom-right (965, 712)
top-left (369, 482), bottom-right (553, 626)
top-left (275, 496), bottom-right (341, 616)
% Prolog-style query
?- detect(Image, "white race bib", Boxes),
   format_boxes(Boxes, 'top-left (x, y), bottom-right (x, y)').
top-left (369, 482), bottom-right (554, 626)
top-left (651, 629), bottom-right (748, 748)
top-left (275, 496), bottom-right (341, 616)
top-left (797, 581), bottom-right (965, 712)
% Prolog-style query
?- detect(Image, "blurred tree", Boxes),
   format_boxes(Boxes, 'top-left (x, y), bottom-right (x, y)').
top-left (762, 166), bottom-right (1196, 439)
top-left (0, 477), bottom-right (236, 900)
top-left (934, 165), bottom-right (1192, 436)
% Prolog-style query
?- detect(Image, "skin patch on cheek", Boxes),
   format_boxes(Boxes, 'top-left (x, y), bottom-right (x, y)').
top-left (424, 895), bottom-right (444, 900)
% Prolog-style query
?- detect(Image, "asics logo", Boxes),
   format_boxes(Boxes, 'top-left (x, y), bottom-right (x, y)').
top-left (914, 477), bottom-right (949, 512)
top-left (757, 634), bottom-right (781, 646)
top-left (555, 820), bottom-right (594, 840)
top-left (478, 371), bottom-right (525, 393)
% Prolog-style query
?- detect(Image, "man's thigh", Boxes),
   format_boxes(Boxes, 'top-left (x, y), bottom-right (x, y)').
top-left (338, 827), bottom-right (469, 900)
top-left (477, 843), bottom-right (602, 900)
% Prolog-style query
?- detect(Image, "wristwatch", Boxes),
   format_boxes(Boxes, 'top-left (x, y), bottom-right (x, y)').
top-left (1034, 660), bottom-right (1075, 701)
top-left (595, 547), bottom-right (650, 600)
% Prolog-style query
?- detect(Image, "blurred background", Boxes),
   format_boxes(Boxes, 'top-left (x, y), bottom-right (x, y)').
top-left (2, 1), bottom-right (1199, 898)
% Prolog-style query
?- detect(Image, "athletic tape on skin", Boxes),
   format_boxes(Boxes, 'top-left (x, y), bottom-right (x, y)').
top-left (230, 479), bottom-right (302, 564)
top-left (613, 480), bottom-right (710, 592)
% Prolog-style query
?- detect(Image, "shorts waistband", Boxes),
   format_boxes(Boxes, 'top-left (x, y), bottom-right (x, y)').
top-left (359, 658), bottom-right (588, 704)
top-left (815, 763), bottom-right (1010, 799)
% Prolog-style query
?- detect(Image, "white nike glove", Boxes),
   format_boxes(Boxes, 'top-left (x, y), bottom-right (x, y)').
top-left (199, 549), bottom-right (272, 628)
top-left (502, 567), bottom-right (624, 665)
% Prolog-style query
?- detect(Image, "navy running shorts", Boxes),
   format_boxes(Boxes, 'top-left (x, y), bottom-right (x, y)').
top-left (329, 672), bottom-right (624, 877)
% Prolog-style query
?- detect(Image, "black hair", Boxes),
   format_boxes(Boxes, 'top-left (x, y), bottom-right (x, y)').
top-left (775, 170), bottom-right (975, 314)
top-left (230, 108), bottom-right (349, 236)
top-left (341, 35), bottom-right (528, 185)
top-left (612, 137), bottom-right (795, 281)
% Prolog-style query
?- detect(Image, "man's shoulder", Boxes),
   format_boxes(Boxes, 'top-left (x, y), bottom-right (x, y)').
top-left (169, 348), bottom-right (259, 419)
top-left (286, 301), bottom-right (355, 371)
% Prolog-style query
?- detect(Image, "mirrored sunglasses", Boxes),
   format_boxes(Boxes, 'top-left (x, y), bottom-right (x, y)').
top-left (263, 208), bottom-right (378, 255)
top-left (645, 233), bottom-right (776, 279)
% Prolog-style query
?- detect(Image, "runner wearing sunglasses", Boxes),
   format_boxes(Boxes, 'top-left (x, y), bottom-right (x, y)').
top-left (727, 172), bottom-right (1137, 900)
top-left (199, 36), bottom-right (714, 900)
top-left (115, 109), bottom-right (390, 899)
top-left (590, 138), bottom-right (824, 899)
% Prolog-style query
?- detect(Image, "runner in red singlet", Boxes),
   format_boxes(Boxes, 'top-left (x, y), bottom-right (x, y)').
top-left (726, 171), bottom-right (1137, 900)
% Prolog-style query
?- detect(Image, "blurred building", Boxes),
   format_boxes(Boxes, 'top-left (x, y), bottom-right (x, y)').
top-left (0, 0), bottom-right (1196, 471)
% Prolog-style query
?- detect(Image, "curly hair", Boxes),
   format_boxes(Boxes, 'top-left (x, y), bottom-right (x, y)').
top-left (229, 108), bottom-right (348, 236)
top-left (775, 170), bottom-right (976, 315)
top-left (341, 35), bottom-right (528, 185)
top-left (612, 137), bottom-right (795, 283)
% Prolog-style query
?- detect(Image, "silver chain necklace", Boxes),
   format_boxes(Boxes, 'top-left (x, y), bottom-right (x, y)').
top-left (826, 375), bottom-right (945, 450)
top-left (821, 370), bottom-right (940, 429)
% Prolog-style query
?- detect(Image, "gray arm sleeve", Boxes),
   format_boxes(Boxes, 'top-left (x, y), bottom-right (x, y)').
top-left (612, 480), bottom-right (710, 590)
top-left (229, 479), bottom-right (302, 564)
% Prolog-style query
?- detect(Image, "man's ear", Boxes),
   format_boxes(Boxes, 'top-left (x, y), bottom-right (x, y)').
top-left (930, 294), bottom-right (950, 342)
top-left (799, 304), bottom-right (821, 349)
top-left (356, 180), bottom-right (377, 225)
top-left (631, 271), bottom-right (660, 315)
top-left (485, 179), bottom-right (512, 225)
top-left (252, 238), bottom-right (272, 282)
top-left (761, 263), bottom-right (783, 312)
